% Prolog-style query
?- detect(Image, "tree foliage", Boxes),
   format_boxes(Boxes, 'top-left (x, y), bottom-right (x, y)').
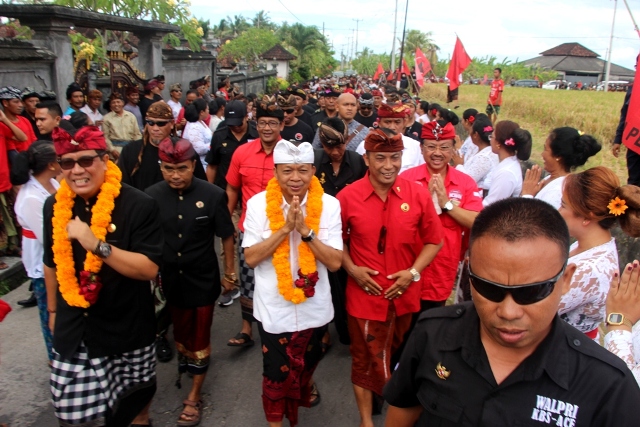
top-left (219, 27), bottom-right (278, 64)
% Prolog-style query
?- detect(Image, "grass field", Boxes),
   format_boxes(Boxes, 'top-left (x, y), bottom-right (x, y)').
top-left (419, 84), bottom-right (629, 181)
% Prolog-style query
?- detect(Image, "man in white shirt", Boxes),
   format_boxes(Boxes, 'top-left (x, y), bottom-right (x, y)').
top-left (167, 83), bottom-right (183, 121)
top-left (356, 103), bottom-right (424, 174)
top-left (80, 89), bottom-right (104, 127)
top-left (242, 140), bottom-right (343, 427)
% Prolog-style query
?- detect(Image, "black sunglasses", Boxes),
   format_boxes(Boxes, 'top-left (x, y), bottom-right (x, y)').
top-left (360, 105), bottom-right (373, 109)
top-left (377, 226), bottom-right (387, 254)
top-left (58, 154), bottom-right (101, 170)
top-left (145, 119), bottom-right (171, 127)
top-left (468, 264), bottom-right (566, 305)
top-left (283, 108), bottom-right (296, 114)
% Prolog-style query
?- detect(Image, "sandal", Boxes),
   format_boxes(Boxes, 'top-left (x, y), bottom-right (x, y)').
top-left (309, 382), bottom-right (321, 407)
top-left (227, 332), bottom-right (254, 347)
top-left (320, 341), bottom-right (332, 354)
top-left (177, 399), bottom-right (202, 427)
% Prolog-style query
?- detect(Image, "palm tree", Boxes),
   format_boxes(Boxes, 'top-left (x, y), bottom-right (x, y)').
top-left (402, 29), bottom-right (439, 65)
top-left (251, 10), bottom-right (274, 30)
top-left (225, 15), bottom-right (249, 37)
top-left (285, 23), bottom-right (323, 65)
top-left (212, 19), bottom-right (231, 39)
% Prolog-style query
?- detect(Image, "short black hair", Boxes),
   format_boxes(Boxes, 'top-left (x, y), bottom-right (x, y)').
top-left (470, 198), bottom-right (569, 261)
top-left (35, 101), bottom-right (63, 118)
top-left (494, 67), bottom-right (502, 74)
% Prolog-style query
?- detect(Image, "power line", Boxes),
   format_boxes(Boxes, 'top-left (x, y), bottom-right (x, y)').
top-left (276, 0), bottom-right (306, 25)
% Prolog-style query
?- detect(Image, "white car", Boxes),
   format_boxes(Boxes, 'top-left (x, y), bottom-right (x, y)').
top-left (542, 80), bottom-right (566, 90)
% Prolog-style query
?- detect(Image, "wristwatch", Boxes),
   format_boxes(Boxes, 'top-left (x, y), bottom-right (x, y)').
top-left (408, 267), bottom-right (421, 282)
top-left (93, 240), bottom-right (112, 259)
top-left (301, 229), bottom-right (316, 243)
top-left (441, 200), bottom-right (454, 212)
top-left (606, 313), bottom-right (634, 328)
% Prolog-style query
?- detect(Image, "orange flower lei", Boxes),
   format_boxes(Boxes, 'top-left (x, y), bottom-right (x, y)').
top-left (52, 161), bottom-right (122, 308)
top-left (266, 176), bottom-right (323, 304)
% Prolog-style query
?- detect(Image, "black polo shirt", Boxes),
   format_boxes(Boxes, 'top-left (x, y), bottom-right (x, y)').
top-left (405, 121), bottom-right (423, 141)
top-left (281, 120), bottom-right (314, 145)
top-left (118, 138), bottom-right (207, 191)
top-left (355, 112), bottom-right (378, 128)
top-left (145, 178), bottom-right (235, 308)
top-left (205, 122), bottom-right (258, 189)
top-left (310, 110), bottom-right (338, 131)
top-left (384, 302), bottom-right (640, 426)
top-left (313, 148), bottom-right (366, 197)
top-left (21, 110), bottom-right (41, 139)
top-left (43, 184), bottom-right (164, 360)
top-left (296, 110), bottom-right (313, 128)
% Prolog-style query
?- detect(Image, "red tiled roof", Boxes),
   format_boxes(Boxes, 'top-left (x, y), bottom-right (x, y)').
top-left (540, 43), bottom-right (599, 58)
top-left (259, 43), bottom-right (297, 61)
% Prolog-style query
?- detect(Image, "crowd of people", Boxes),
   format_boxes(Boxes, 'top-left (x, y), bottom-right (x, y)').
top-left (0, 67), bottom-right (639, 427)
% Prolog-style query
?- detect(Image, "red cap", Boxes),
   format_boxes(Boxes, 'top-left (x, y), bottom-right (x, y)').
top-left (158, 137), bottom-right (196, 163)
top-left (421, 121), bottom-right (456, 141)
top-left (53, 125), bottom-right (107, 155)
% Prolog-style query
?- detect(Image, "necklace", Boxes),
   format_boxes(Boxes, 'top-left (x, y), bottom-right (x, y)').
top-left (265, 176), bottom-right (323, 303)
top-left (51, 161), bottom-right (122, 307)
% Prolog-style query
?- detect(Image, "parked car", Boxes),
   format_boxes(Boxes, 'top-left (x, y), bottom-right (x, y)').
top-left (596, 81), bottom-right (629, 92)
top-left (514, 79), bottom-right (540, 88)
top-left (542, 80), bottom-right (567, 90)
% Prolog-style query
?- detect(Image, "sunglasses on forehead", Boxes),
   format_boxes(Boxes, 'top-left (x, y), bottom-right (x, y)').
top-left (468, 264), bottom-right (566, 305)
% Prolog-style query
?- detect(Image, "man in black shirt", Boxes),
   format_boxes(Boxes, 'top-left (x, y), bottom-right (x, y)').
top-left (205, 100), bottom-right (257, 189)
top-left (44, 125), bottom-right (163, 427)
top-left (34, 101), bottom-right (62, 142)
top-left (146, 138), bottom-right (235, 426)
top-left (278, 94), bottom-right (314, 146)
top-left (313, 117), bottom-right (366, 346)
top-left (139, 79), bottom-right (162, 119)
top-left (287, 85), bottom-right (313, 127)
top-left (20, 87), bottom-right (41, 138)
top-left (311, 87), bottom-right (339, 131)
top-left (355, 93), bottom-right (378, 128)
top-left (384, 198), bottom-right (640, 426)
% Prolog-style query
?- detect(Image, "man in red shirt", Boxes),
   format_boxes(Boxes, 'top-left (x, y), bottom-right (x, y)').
top-left (225, 97), bottom-right (284, 347)
top-left (486, 67), bottom-right (504, 124)
top-left (400, 121), bottom-right (483, 310)
top-left (337, 127), bottom-right (443, 427)
top-left (0, 86), bottom-right (36, 162)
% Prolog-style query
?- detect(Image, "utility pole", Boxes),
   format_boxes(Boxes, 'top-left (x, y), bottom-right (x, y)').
top-left (353, 18), bottom-right (363, 57)
top-left (390, 0), bottom-right (398, 73)
top-left (604, 0), bottom-right (618, 92)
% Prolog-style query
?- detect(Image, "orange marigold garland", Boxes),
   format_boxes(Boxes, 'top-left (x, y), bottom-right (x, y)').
top-left (52, 161), bottom-right (122, 307)
top-left (266, 176), bottom-right (323, 304)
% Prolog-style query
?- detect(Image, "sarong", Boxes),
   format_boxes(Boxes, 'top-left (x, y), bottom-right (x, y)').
top-left (258, 322), bottom-right (326, 427)
top-left (238, 231), bottom-right (255, 322)
top-left (50, 342), bottom-right (156, 426)
top-left (348, 302), bottom-right (412, 396)
top-left (169, 304), bottom-right (214, 375)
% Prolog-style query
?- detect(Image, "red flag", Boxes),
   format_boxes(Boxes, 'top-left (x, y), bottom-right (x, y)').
top-left (373, 62), bottom-right (384, 80)
top-left (401, 59), bottom-right (411, 76)
top-left (414, 47), bottom-right (432, 88)
top-left (622, 55), bottom-right (640, 155)
top-left (446, 37), bottom-right (472, 91)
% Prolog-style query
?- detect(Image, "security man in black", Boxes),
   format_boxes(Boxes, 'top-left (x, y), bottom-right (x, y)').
top-left (384, 198), bottom-right (640, 427)
top-left (310, 88), bottom-right (340, 132)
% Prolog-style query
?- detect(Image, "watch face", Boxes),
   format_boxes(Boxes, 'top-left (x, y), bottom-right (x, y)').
top-left (608, 313), bottom-right (623, 324)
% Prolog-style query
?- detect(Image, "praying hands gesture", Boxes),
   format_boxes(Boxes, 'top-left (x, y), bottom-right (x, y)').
top-left (521, 165), bottom-right (546, 197)
top-left (283, 196), bottom-right (310, 237)
top-left (429, 174), bottom-right (448, 208)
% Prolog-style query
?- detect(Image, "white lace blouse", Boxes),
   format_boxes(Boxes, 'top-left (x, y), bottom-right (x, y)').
top-left (456, 146), bottom-right (498, 190)
top-left (559, 238), bottom-right (619, 336)
top-left (605, 324), bottom-right (640, 385)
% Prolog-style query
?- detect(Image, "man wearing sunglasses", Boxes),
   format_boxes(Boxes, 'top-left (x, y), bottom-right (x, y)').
top-left (146, 138), bottom-right (235, 426)
top-left (278, 94), bottom-right (314, 146)
top-left (43, 125), bottom-right (163, 427)
top-left (312, 93), bottom-right (369, 152)
top-left (337, 128), bottom-right (443, 427)
top-left (310, 87), bottom-right (340, 132)
top-left (355, 93), bottom-right (378, 128)
top-left (384, 198), bottom-right (640, 426)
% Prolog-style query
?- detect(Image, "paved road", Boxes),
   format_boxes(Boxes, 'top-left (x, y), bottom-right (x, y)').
top-left (0, 281), bottom-right (389, 426)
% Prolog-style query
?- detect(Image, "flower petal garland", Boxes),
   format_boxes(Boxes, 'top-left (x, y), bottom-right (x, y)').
top-left (608, 196), bottom-right (628, 216)
top-left (266, 176), bottom-right (323, 304)
top-left (52, 160), bottom-right (122, 308)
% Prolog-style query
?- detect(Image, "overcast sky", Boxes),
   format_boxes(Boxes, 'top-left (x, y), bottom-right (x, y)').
top-left (191, 0), bottom-right (640, 70)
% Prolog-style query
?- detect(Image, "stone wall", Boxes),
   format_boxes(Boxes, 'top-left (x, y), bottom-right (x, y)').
top-left (226, 70), bottom-right (277, 96)
top-left (0, 38), bottom-right (55, 93)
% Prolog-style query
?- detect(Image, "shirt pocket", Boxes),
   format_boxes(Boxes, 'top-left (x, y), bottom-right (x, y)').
top-left (417, 383), bottom-right (464, 426)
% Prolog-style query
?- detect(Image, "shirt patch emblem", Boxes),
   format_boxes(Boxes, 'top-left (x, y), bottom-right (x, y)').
top-left (107, 223), bottom-right (116, 233)
top-left (530, 395), bottom-right (579, 426)
top-left (319, 172), bottom-right (326, 185)
top-left (295, 133), bottom-right (303, 140)
top-left (435, 362), bottom-right (450, 380)
top-left (222, 142), bottom-right (227, 147)
top-left (400, 203), bottom-right (410, 212)
top-left (449, 190), bottom-right (462, 201)
top-left (196, 201), bottom-right (204, 208)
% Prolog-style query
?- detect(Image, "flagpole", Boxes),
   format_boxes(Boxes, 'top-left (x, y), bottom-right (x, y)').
top-left (390, 0), bottom-right (398, 74)
top-left (396, 0), bottom-right (410, 89)
top-left (622, 0), bottom-right (640, 39)
top-left (604, 0), bottom-right (618, 93)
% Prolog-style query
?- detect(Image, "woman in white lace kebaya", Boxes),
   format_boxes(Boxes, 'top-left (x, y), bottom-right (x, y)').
top-left (452, 113), bottom-right (499, 195)
top-left (605, 260), bottom-right (640, 384)
top-left (521, 127), bottom-right (601, 209)
top-left (182, 98), bottom-right (212, 167)
top-left (558, 166), bottom-right (640, 340)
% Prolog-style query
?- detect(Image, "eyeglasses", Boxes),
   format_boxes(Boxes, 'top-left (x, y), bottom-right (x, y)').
top-left (360, 105), bottom-right (373, 110)
top-left (58, 154), bottom-right (101, 170)
top-left (378, 226), bottom-right (387, 254)
top-left (468, 265), bottom-right (566, 305)
top-left (160, 164), bottom-right (192, 175)
top-left (145, 120), bottom-right (171, 127)
top-left (283, 109), bottom-right (296, 114)
top-left (257, 121), bottom-right (281, 129)
top-left (424, 144), bottom-right (453, 153)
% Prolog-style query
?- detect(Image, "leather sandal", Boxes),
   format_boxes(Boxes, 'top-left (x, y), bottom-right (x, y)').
top-left (177, 399), bottom-right (202, 426)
